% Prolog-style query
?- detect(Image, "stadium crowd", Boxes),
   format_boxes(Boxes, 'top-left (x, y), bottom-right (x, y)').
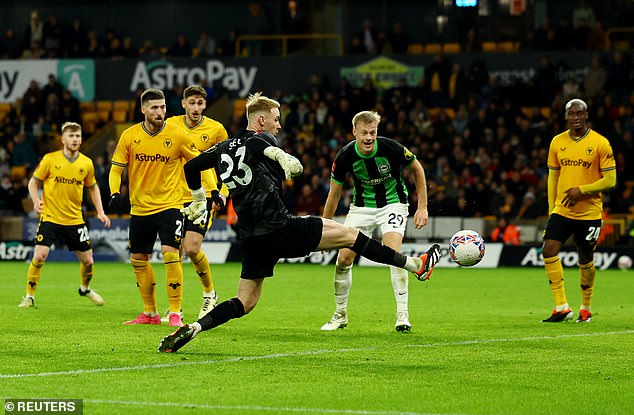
top-left (1, 4), bottom-right (633, 244)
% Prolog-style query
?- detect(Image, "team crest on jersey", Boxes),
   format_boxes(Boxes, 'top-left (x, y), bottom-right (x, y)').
top-left (200, 134), bottom-right (209, 143)
top-left (134, 139), bottom-right (141, 144)
top-left (404, 147), bottom-right (414, 161)
top-left (164, 139), bottom-right (173, 148)
top-left (37, 234), bottom-right (43, 242)
top-left (55, 164), bottom-right (61, 169)
top-left (586, 147), bottom-right (594, 156)
top-left (79, 168), bottom-right (84, 175)
top-left (377, 162), bottom-right (391, 174)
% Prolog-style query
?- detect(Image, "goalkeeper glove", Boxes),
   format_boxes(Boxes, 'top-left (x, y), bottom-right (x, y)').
top-left (181, 187), bottom-right (208, 225)
top-left (208, 189), bottom-right (225, 211)
top-left (109, 193), bottom-right (121, 212)
top-left (263, 146), bottom-right (303, 180)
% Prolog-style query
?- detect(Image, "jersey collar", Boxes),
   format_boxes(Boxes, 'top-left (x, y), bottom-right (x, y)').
top-left (354, 140), bottom-right (378, 159)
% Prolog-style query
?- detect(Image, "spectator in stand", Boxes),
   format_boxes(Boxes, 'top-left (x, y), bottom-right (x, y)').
top-left (387, 21), bottom-right (411, 54)
top-left (584, 54), bottom-right (607, 99)
top-left (605, 51), bottom-right (632, 106)
top-left (587, 21), bottom-right (607, 50)
top-left (461, 28), bottom-right (482, 52)
top-left (293, 183), bottom-right (322, 216)
top-left (120, 36), bottom-right (138, 58)
top-left (348, 36), bottom-right (365, 54)
top-left (572, 18), bottom-right (591, 50)
top-left (357, 18), bottom-right (378, 54)
top-left (21, 41), bottom-right (45, 59)
top-left (42, 74), bottom-right (63, 101)
top-left (167, 34), bottom-right (192, 57)
top-left (85, 31), bottom-right (104, 57)
top-left (281, 0), bottom-right (306, 54)
top-left (1, 27), bottom-right (23, 59)
top-left (490, 216), bottom-right (521, 245)
top-left (245, 2), bottom-right (270, 56)
top-left (217, 29), bottom-right (239, 57)
top-left (60, 89), bottom-right (81, 124)
top-left (66, 18), bottom-right (88, 58)
top-left (43, 14), bottom-right (63, 57)
top-left (24, 10), bottom-right (44, 50)
top-left (196, 31), bottom-right (216, 57)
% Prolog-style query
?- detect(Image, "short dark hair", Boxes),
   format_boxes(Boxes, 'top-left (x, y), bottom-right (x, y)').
top-left (140, 89), bottom-right (165, 106)
top-left (183, 85), bottom-right (206, 99)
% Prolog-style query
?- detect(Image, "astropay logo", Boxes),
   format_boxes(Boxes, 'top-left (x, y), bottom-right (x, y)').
top-left (58, 60), bottom-right (95, 101)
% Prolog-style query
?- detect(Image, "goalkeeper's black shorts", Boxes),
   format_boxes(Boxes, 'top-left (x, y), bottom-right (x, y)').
top-left (240, 216), bottom-right (323, 279)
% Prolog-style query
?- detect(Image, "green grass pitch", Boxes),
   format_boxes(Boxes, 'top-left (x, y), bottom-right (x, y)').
top-left (1, 261), bottom-right (633, 415)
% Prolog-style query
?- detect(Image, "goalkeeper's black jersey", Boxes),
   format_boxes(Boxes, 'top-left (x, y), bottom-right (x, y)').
top-left (185, 129), bottom-right (291, 238)
top-left (331, 136), bottom-right (416, 208)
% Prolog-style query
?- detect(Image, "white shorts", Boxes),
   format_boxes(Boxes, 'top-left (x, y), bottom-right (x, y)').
top-left (343, 203), bottom-right (409, 238)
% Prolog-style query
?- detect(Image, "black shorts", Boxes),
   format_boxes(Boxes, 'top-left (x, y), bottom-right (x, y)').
top-left (129, 209), bottom-right (184, 254)
top-left (240, 216), bottom-right (323, 279)
top-left (36, 221), bottom-right (92, 252)
top-left (544, 213), bottom-right (602, 252)
top-left (183, 199), bottom-right (214, 236)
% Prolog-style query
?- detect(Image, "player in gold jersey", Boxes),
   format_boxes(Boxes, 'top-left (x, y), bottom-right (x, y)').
top-left (18, 122), bottom-right (111, 308)
top-left (541, 99), bottom-right (616, 323)
top-left (108, 89), bottom-right (201, 327)
top-left (164, 85), bottom-right (228, 320)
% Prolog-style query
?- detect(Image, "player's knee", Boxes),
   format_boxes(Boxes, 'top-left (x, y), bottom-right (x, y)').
top-left (33, 253), bottom-right (48, 263)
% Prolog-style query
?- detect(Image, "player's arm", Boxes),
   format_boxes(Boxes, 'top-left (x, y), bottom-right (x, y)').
top-left (547, 168), bottom-right (560, 214)
top-left (322, 179), bottom-right (343, 219)
top-left (108, 163), bottom-right (125, 212)
top-left (87, 184), bottom-right (111, 228)
top-left (254, 132), bottom-right (303, 179)
top-left (578, 169), bottom-right (617, 195)
top-left (28, 176), bottom-right (43, 214)
top-left (408, 159), bottom-right (429, 229)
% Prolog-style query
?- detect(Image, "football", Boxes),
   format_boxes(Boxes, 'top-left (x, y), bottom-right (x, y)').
top-left (617, 255), bottom-right (632, 270)
top-left (449, 229), bottom-right (486, 267)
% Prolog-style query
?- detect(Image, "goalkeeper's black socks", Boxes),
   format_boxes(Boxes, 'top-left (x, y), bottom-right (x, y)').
top-left (197, 297), bottom-right (245, 331)
top-left (351, 232), bottom-right (407, 268)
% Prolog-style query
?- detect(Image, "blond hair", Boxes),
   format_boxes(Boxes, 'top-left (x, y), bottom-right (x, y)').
top-left (352, 111), bottom-right (381, 128)
top-left (60, 121), bottom-right (81, 134)
top-left (246, 92), bottom-right (280, 119)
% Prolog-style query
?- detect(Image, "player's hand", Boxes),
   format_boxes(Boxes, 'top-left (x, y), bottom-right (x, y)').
top-left (181, 201), bottom-right (208, 225)
top-left (279, 153), bottom-right (303, 180)
top-left (562, 187), bottom-right (582, 207)
top-left (109, 193), bottom-right (121, 212)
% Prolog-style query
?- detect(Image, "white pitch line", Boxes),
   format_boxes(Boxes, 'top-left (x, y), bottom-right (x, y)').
top-left (1, 330), bottom-right (632, 380)
top-left (85, 399), bottom-right (456, 415)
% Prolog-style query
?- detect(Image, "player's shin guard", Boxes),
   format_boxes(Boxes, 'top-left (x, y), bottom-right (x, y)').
top-left (334, 263), bottom-right (352, 313)
top-left (579, 261), bottom-right (596, 311)
top-left (26, 260), bottom-right (44, 297)
top-left (544, 256), bottom-right (568, 309)
top-left (391, 266), bottom-right (408, 313)
top-left (190, 250), bottom-right (213, 292)
top-left (351, 233), bottom-right (407, 268)
top-left (131, 258), bottom-right (157, 314)
top-left (163, 251), bottom-right (183, 313)
top-left (197, 297), bottom-right (245, 331)
top-left (80, 262), bottom-right (93, 288)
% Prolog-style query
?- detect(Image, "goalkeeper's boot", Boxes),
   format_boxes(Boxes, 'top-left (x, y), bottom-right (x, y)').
top-left (541, 308), bottom-right (573, 322)
top-left (575, 309), bottom-right (592, 323)
top-left (78, 287), bottom-right (104, 306)
top-left (395, 311), bottom-right (411, 332)
top-left (320, 311), bottom-right (348, 330)
top-left (18, 296), bottom-right (35, 308)
top-left (168, 312), bottom-right (183, 327)
top-left (198, 291), bottom-right (218, 319)
top-left (414, 243), bottom-right (441, 281)
top-left (124, 313), bottom-right (161, 325)
top-left (158, 324), bottom-right (196, 353)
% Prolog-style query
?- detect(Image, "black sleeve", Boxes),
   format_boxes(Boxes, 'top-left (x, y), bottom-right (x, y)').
top-left (184, 150), bottom-right (217, 190)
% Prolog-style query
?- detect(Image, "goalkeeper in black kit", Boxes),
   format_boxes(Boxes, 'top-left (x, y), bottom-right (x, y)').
top-left (158, 92), bottom-right (441, 353)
